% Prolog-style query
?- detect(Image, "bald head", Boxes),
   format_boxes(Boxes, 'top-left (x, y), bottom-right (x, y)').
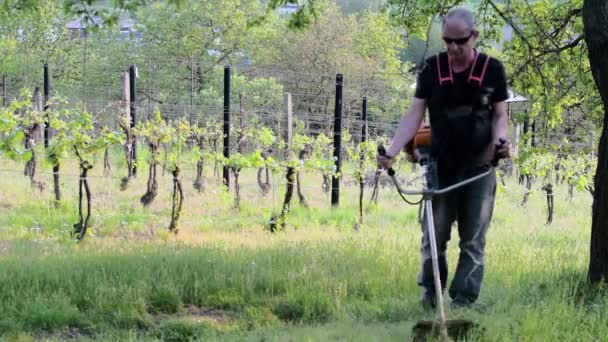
top-left (441, 7), bottom-right (478, 65)
top-left (443, 8), bottom-right (477, 33)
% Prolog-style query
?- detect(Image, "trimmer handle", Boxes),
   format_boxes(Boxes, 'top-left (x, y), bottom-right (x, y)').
top-left (377, 145), bottom-right (396, 176)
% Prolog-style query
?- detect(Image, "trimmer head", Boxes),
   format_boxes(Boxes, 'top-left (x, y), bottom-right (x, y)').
top-left (412, 319), bottom-right (480, 342)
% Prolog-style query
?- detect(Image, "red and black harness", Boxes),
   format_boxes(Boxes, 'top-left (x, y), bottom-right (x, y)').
top-left (436, 50), bottom-right (490, 87)
top-left (428, 51), bottom-right (495, 168)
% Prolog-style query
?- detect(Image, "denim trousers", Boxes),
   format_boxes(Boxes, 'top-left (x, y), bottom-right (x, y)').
top-left (417, 170), bottom-right (497, 303)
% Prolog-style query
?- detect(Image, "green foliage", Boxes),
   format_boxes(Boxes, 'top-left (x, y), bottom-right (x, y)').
top-left (516, 146), bottom-right (556, 179)
top-left (560, 153), bottom-right (596, 191)
top-left (220, 125), bottom-right (279, 172)
top-left (134, 111), bottom-right (173, 150)
top-left (0, 129), bottom-right (31, 161)
top-left (45, 102), bottom-right (122, 166)
top-left (482, 0), bottom-right (597, 129)
top-left (221, 151), bottom-right (266, 171)
top-left (400, 20), bottom-right (444, 64)
top-left (334, 0), bottom-right (385, 14)
top-left (0, 0), bottom-right (79, 86)
top-left (386, 0), bottom-right (465, 38)
top-left (0, 203), bottom-right (604, 340)
top-left (166, 118), bottom-right (191, 172)
top-left (345, 138), bottom-right (379, 181)
top-left (251, 3), bottom-right (413, 125)
top-left (190, 121), bottom-right (219, 163)
top-left (0, 91), bottom-right (41, 162)
top-left (263, 0), bottom-right (327, 29)
top-left (133, 0), bottom-right (277, 105)
top-left (232, 75), bottom-right (284, 112)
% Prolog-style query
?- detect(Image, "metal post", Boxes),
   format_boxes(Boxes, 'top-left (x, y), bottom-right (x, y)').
top-left (238, 93), bottom-right (243, 153)
top-left (129, 65), bottom-right (137, 176)
top-left (361, 97), bottom-right (367, 145)
top-left (358, 97), bottom-right (367, 224)
top-left (223, 66), bottom-right (231, 188)
top-left (531, 119), bottom-right (537, 148)
top-left (44, 64), bottom-right (50, 148)
top-left (523, 113), bottom-right (529, 144)
top-left (43, 64), bottom-right (61, 204)
top-left (284, 92), bottom-right (293, 160)
top-left (331, 74), bottom-right (343, 207)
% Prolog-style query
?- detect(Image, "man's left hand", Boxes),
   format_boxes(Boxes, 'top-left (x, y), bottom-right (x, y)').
top-left (495, 138), bottom-right (512, 160)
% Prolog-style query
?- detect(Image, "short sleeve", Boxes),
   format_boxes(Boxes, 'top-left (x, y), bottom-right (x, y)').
top-left (490, 58), bottom-right (509, 104)
top-left (414, 58), bottom-right (435, 99)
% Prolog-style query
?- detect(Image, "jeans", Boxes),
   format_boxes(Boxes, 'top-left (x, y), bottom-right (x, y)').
top-left (417, 169), bottom-right (496, 303)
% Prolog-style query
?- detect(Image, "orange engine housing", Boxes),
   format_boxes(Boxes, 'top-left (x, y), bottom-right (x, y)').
top-left (405, 126), bottom-right (431, 160)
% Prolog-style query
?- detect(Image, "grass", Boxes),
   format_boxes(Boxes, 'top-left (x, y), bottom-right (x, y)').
top-left (0, 153), bottom-right (603, 341)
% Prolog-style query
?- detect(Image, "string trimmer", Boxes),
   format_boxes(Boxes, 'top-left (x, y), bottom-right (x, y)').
top-left (378, 128), bottom-right (501, 341)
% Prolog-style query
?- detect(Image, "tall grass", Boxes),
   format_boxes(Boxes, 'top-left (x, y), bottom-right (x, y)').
top-left (0, 153), bottom-right (603, 341)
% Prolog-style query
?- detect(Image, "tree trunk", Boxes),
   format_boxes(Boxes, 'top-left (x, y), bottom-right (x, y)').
top-left (141, 144), bottom-right (158, 206)
top-left (103, 146), bottom-right (111, 177)
top-left (322, 174), bottom-right (330, 193)
top-left (521, 175), bottom-right (533, 206)
top-left (543, 183), bottom-right (554, 225)
top-left (296, 148), bottom-right (309, 207)
top-left (194, 137), bottom-right (205, 192)
top-left (269, 166), bottom-right (295, 232)
top-left (52, 163), bottom-right (61, 206)
top-left (120, 125), bottom-right (133, 190)
top-left (168, 167), bottom-right (183, 234)
top-left (256, 149), bottom-right (272, 195)
top-left (162, 143), bottom-right (169, 176)
top-left (212, 138), bottom-right (219, 178)
top-left (296, 172), bottom-right (308, 208)
top-left (233, 168), bottom-right (241, 210)
top-left (24, 128), bottom-right (35, 177)
top-left (74, 161), bottom-right (92, 241)
top-left (194, 158), bottom-right (204, 192)
top-left (370, 169), bottom-right (381, 204)
top-left (584, 0), bottom-right (608, 283)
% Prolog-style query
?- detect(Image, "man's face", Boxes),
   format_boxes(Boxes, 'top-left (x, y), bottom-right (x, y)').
top-left (442, 17), bottom-right (477, 64)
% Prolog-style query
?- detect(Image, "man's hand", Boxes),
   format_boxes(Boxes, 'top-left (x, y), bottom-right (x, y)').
top-left (377, 153), bottom-right (395, 171)
top-left (495, 138), bottom-right (512, 160)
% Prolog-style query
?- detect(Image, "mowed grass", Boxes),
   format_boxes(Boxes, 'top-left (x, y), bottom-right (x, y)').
top-left (0, 153), bottom-right (604, 341)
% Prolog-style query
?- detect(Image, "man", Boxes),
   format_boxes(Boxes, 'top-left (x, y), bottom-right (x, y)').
top-left (377, 7), bottom-right (511, 309)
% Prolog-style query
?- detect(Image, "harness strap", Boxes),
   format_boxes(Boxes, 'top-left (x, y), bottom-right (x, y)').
top-left (468, 52), bottom-right (490, 86)
top-left (436, 51), bottom-right (490, 86)
top-left (437, 52), bottom-right (453, 86)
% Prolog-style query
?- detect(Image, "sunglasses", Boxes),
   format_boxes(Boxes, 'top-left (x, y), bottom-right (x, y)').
top-left (442, 32), bottom-right (474, 45)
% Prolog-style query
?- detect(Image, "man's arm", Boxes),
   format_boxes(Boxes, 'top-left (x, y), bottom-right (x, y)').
top-left (386, 98), bottom-right (427, 158)
top-left (493, 101), bottom-right (511, 158)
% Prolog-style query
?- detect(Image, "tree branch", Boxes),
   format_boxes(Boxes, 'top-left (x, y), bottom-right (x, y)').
top-left (540, 35), bottom-right (584, 54)
top-left (137, 90), bottom-right (164, 104)
top-left (486, 0), bottom-right (536, 52)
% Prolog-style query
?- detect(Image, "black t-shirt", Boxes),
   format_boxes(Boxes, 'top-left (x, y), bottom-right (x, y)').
top-left (414, 51), bottom-right (508, 180)
top-left (415, 52), bottom-right (508, 104)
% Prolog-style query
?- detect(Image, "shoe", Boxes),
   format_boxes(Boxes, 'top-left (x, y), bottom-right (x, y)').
top-left (450, 296), bottom-right (473, 310)
top-left (419, 291), bottom-right (437, 310)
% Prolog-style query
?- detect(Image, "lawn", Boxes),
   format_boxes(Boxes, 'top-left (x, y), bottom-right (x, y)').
top-left (0, 156), bottom-right (603, 341)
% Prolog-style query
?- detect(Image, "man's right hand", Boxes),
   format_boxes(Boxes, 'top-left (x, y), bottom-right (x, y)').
top-left (377, 153), bottom-right (395, 171)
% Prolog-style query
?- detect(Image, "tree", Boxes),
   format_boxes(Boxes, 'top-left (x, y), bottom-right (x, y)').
top-left (47, 106), bottom-right (122, 240)
top-left (583, 0), bottom-right (608, 283)
top-left (250, 4), bottom-right (411, 132)
top-left (0, 0), bottom-right (80, 87)
top-left (334, 0), bottom-right (384, 15)
top-left (134, 0), bottom-right (277, 106)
